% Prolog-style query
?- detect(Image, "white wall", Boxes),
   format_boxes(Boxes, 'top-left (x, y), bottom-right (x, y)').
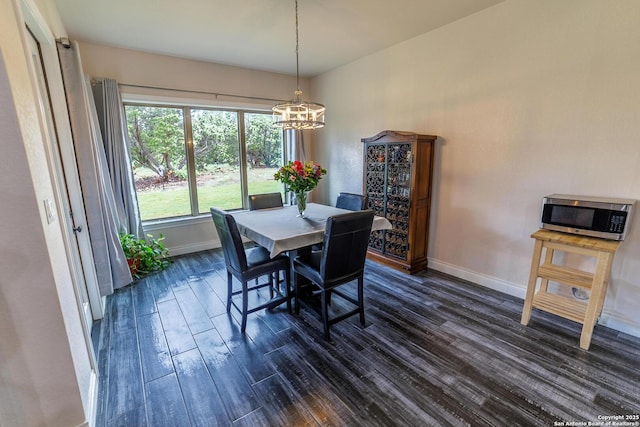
top-left (0, 0), bottom-right (92, 425)
top-left (311, 0), bottom-right (640, 336)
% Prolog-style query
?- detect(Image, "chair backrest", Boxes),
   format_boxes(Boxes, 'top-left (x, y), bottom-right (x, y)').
top-left (320, 210), bottom-right (374, 282)
top-left (248, 192), bottom-right (283, 211)
top-left (336, 192), bottom-right (367, 211)
top-left (210, 207), bottom-right (247, 274)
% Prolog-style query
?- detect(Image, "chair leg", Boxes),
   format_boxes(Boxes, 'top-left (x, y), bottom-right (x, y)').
top-left (284, 267), bottom-right (292, 314)
top-left (358, 277), bottom-right (365, 326)
top-left (293, 271), bottom-right (300, 315)
top-left (269, 272), bottom-right (275, 299)
top-left (321, 289), bottom-right (330, 341)
top-left (241, 280), bottom-right (248, 333)
top-left (226, 272), bottom-right (233, 313)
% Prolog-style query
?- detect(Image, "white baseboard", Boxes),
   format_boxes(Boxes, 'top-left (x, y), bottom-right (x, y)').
top-left (85, 369), bottom-right (97, 427)
top-left (428, 258), bottom-right (526, 299)
top-left (427, 257), bottom-right (640, 339)
top-left (598, 313), bottom-right (640, 338)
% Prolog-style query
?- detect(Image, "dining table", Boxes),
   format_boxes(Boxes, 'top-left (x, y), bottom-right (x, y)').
top-left (231, 203), bottom-right (392, 257)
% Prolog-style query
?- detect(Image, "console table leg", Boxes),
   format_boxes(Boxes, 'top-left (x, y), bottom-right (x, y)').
top-left (540, 247), bottom-right (554, 292)
top-left (579, 251), bottom-right (614, 350)
top-left (521, 239), bottom-right (543, 325)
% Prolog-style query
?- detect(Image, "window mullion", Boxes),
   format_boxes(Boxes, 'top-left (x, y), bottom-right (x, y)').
top-left (238, 111), bottom-right (249, 209)
top-left (183, 107), bottom-right (198, 216)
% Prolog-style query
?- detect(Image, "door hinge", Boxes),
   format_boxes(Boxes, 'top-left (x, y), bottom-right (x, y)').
top-left (69, 209), bottom-right (82, 233)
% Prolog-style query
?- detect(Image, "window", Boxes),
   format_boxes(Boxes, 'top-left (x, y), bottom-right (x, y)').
top-left (125, 104), bottom-right (284, 221)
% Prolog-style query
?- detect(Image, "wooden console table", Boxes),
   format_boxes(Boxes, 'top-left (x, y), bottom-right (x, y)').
top-left (520, 229), bottom-right (620, 350)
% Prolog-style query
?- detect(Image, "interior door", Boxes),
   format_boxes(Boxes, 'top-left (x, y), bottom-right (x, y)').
top-left (26, 29), bottom-right (96, 331)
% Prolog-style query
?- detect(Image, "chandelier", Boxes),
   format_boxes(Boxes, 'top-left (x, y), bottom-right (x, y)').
top-left (272, 0), bottom-right (325, 130)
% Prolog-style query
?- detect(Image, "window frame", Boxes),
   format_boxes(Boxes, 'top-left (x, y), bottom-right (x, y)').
top-left (123, 98), bottom-right (285, 224)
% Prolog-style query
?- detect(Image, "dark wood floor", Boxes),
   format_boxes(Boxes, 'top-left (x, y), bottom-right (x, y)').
top-left (93, 249), bottom-right (640, 426)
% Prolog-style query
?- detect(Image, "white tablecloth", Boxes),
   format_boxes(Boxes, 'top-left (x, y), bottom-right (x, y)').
top-left (232, 203), bottom-right (391, 257)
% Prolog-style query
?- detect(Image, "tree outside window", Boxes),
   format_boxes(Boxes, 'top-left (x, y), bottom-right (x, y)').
top-left (125, 104), bottom-right (284, 221)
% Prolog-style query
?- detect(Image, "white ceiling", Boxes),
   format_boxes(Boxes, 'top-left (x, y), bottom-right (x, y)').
top-left (52, 0), bottom-right (505, 77)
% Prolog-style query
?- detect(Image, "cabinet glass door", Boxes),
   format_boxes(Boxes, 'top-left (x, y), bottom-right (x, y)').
top-left (365, 143), bottom-right (386, 252)
top-left (365, 142), bottom-right (412, 260)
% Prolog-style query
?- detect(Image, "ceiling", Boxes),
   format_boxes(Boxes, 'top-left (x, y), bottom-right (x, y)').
top-left (52, 0), bottom-right (505, 77)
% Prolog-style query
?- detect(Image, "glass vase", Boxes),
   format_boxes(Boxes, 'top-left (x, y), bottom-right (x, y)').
top-left (295, 191), bottom-right (309, 218)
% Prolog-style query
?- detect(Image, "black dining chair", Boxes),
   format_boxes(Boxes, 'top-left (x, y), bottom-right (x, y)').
top-left (210, 207), bottom-right (291, 333)
top-left (293, 210), bottom-right (374, 341)
top-left (248, 192), bottom-right (283, 211)
top-left (336, 192), bottom-right (367, 211)
top-left (311, 192), bottom-right (368, 254)
top-left (248, 192), bottom-right (284, 289)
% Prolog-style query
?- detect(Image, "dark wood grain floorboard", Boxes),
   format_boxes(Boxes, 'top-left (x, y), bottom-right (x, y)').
top-left (105, 405), bottom-right (147, 427)
top-left (156, 298), bottom-right (197, 356)
top-left (264, 345), bottom-right (362, 427)
top-left (149, 268), bottom-right (176, 303)
top-left (193, 327), bottom-right (260, 422)
top-left (137, 312), bottom-right (173, 382)
top-left (188, 277), bottom-right (227, 318)
top-left (173, 287), bottom-right (214, 334)
top-left (200, 268), bottom-right (229, 304)
top-left (222, 334), bottom-right (276, 384)
top-left (145, 373), bottom-right (190, 427)
top-left (230, 408), bottom-right (271, 427)
top-left (93, 312), bottom-right (109, 427)
top-left (105, 287), bottom-right (144, 422)
top-left (94, 250), bottom-right (640, 427)
top-left (173, 348), bottom-right (230, 426)
top-left (251, 373), bottom-right (318, 426)
top-left (131, 277), bottom-right (156, 316)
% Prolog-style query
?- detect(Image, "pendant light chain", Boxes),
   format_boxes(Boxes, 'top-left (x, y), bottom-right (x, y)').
top-left (272, 0), bottom-right (326, 129)
top-left (295, 0), bottom-right (300, 93)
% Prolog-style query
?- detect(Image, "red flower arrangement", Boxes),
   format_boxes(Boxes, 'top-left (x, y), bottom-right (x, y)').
top-left (274, 160), bottom-right (327, 193)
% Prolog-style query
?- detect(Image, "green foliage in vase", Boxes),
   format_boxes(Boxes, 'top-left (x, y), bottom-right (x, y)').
top-left (119, 233), bottom-right (171, 280)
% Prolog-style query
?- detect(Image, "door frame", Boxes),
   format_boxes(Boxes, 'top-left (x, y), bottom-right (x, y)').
top-left (21, 0), bottom-right (105, 321)
top-left (19, 0), bottom-right (101, 423)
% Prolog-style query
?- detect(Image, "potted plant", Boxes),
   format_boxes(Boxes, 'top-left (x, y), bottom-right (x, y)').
top-left (119, 233), bottom-right (171, 280)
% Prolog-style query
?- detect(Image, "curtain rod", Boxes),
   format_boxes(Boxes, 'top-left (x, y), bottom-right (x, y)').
top-left (117, 82), bottom-right (284, 103)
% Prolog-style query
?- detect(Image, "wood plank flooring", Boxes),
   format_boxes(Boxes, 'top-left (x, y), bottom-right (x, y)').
top-left (93, 249), bottom-right (640, 426)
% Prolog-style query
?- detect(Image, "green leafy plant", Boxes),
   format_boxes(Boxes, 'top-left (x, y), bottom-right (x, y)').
top-left (119, 233), bottom-right (171, 279)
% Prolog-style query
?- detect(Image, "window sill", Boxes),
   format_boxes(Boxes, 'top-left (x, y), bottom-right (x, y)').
top-left (142, 210), bottom-right (248, 232)
top-left (142, 214), bottom-right (212, 232)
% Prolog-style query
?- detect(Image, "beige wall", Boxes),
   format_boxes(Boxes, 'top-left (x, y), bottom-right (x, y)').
top-left (78, 41), bottom-right (306, 255)
top-left (1, 0), bottom-right (91, 425)
top-left (312, 0), bottom-right (640, 336)
top-left (78, 40), bottom-right (304, 107)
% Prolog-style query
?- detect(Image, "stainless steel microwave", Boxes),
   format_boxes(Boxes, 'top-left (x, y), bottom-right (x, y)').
top-left (540, 194), bottom-right (635, 241)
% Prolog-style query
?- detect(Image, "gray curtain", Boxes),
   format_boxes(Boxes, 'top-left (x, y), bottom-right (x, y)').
top-left (285, 129), bottom-right (306, 163)
top-left (285, 129), bottom-right (306, 204)
top-left (57, 40), bottom-right (132, 295)
top-left (92, 78), bottom-right (144, 238)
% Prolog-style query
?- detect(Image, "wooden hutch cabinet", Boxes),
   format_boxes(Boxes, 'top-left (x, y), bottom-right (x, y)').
top-left (362, 130), bottom-right (437, 274)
